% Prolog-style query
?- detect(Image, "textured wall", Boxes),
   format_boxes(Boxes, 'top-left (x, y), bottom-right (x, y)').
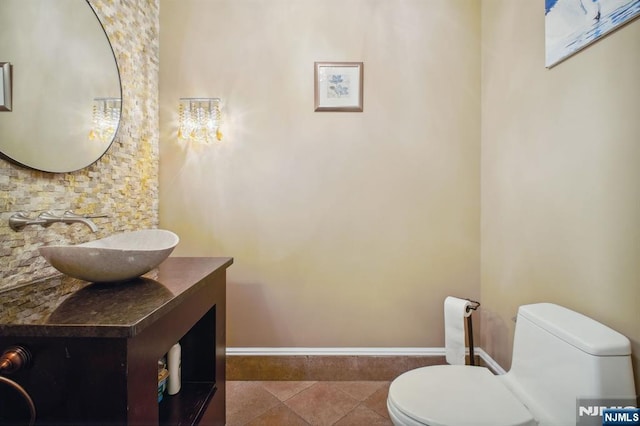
top-left (0, 0), bottom-right (159, 290)
top-left (481, 0), bottom-right (640, 392)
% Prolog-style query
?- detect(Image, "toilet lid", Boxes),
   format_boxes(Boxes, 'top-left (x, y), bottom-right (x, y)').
top-left (388, 365), bottom-right (536, 426)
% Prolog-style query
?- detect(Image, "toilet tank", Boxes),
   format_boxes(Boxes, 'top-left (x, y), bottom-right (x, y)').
top-left (500, 303), bottom-right (636, 426)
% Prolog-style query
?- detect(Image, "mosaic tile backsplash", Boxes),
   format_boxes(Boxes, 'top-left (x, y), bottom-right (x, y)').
top-left (0, 0), bottom-right (160, 290)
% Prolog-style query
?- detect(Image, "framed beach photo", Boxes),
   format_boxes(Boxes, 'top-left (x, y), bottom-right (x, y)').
top-left (545, 0), bottom-right (640, 67)
top-left (314, 62), bottom-right (363, 112)
top-left (0, 62), bottom-right (12, 111)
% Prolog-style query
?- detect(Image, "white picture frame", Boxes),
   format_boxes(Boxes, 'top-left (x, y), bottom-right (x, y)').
top-left (314, 62), bottom-right (363, 112)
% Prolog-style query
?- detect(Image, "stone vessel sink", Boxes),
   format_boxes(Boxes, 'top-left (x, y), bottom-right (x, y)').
top-left (39, 229), bottom-right (179, 283)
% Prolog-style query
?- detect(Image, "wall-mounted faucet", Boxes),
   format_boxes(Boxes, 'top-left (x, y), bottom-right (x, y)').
top-left (8, 212), bottom-right (47, 230)
top-left (9, 211), bottom-right (107, 232)
top-left (38, 211), bottom-right (101, 232)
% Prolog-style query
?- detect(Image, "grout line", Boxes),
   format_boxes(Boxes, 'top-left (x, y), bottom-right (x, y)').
top-left (261, 380), bottom-right (318, 402)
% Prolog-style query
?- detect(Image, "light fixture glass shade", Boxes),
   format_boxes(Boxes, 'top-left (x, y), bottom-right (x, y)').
top-left (89, 97), bottom-right (121, 142)
top-left (178, 98), bottom-right (223, 143)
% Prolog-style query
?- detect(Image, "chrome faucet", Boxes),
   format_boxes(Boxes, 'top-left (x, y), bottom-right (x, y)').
top-left (9, 211), bottom-right (107, 232)
top-left (38, 211), bottom-right (100, 232)
top-left (8, 212), bottom-right (48, 231)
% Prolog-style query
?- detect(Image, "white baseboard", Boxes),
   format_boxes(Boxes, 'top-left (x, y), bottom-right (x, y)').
top-left (475, 348), bottom-right (507, 375)
top-left (227, 347), bottom-right (446, 356)
top-left (226, 347), bottom-right (507, 375)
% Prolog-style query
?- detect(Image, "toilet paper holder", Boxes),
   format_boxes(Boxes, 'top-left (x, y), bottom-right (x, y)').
top-left (464, 299), bottom-right (480, 366)
top-left (464, 298), bottom-right (480, 313)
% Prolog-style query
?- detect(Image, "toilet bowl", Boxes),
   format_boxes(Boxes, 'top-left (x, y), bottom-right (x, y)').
top-left (387, 303), bottom-right (636, 426)
top-left (387, 365), bottom-right (535, 426)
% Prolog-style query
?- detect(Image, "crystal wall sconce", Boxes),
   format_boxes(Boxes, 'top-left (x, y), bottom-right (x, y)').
top-left (89, 97), bottom-right (121, 142)
top-left (178, 98), bottom-right (223, 143)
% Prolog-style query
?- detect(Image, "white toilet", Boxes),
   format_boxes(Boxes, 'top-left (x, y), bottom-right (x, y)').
top-left (387, 303), bottom-right (636, 426)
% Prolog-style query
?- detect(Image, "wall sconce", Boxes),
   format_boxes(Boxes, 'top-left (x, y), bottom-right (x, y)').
top-left (89, 97), bottom-right (121, 142)
top-left (178, 98), bottom-right (223, 143)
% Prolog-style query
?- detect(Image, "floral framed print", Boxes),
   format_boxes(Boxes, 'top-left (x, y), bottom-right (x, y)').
top-left (314, 62), bottom-right (363, 112)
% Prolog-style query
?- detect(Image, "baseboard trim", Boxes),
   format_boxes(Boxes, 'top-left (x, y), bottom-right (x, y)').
top-left (475, 348), bottom-right (507, 375)
top-left (227, 347), bottom-right (446, 356)
top-left (226, 347), bottom-right (507, 375)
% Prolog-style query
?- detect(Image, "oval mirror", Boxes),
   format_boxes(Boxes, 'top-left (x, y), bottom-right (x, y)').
top-left (0, 0), bottom-right (121, 173)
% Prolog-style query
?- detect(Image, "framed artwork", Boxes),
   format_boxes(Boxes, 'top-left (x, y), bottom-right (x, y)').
top-left (314, 62), bottom-right (363, 112)
top-left (0, 62), bottom-right (12, 111)
top-left (545, 0), bottom-right (640, 67)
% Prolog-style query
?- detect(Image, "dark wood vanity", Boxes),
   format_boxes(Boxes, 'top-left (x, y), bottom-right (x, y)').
top-left (0, 257), bottom-right (232, 426)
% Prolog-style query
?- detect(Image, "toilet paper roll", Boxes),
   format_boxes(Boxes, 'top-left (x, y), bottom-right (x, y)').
top-left (444, 296), bottom-right (473, 365)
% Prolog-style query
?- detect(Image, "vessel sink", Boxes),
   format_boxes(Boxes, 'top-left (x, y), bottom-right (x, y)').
top-left (39, 229), bottom-right (179, 283)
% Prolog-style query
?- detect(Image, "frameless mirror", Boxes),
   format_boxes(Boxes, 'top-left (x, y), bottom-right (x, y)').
top-left (0, 0), bottom-right (121, 173)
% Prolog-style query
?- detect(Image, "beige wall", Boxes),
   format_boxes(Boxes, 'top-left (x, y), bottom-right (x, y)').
top-left (159, 0), bottom-right (481, 347)
top-left (481, 0), bottom-right (640, 391)
top-left (160, 0), bottom-right (638, 386)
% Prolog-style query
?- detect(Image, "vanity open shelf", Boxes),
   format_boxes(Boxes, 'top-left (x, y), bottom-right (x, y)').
top-left (158, 304), bottom-right (219, 425)
top-left (0, 257), bottom-right (232, 426)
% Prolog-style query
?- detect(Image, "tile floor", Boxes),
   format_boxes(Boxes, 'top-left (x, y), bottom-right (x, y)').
top-left (226, 381), bottom-right (393, 425)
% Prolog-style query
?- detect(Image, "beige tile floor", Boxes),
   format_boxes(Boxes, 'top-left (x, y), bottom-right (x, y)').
top-left (226, 381), bottom-right (393, 425)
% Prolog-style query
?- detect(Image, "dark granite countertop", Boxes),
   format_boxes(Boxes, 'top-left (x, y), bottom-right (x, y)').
top-left (0, 257), bottom-right (233, 338)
